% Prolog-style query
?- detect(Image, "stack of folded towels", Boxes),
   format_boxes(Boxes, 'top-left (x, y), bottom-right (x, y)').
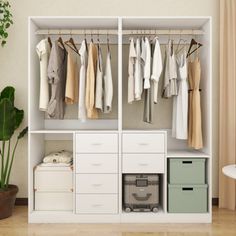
top-left (40, 150), bottom-right (73, 167)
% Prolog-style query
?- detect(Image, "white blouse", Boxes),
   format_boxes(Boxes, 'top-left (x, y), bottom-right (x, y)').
top-left (78, 39), bottom-right (88, 121)
top-left (36, 39), bottom-right (51, 111)
top-left (151, 37), bottom-right (163, 103)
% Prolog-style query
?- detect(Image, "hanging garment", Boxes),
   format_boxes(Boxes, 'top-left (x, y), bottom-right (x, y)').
top-left (128, 38), bottom-right (136, 104)
top-left (172, 50), bottom-right (188, 139)
top-left (78, 39), bottom-right (88, 121)
top-left (141, 37), bottom-right (151, 89)
top-left (95, 45), bottom-right (104, 111)
top-left (162, 39), bottom-right (178, 98)
top-left (142, 37), bottom-right (153, 123)
top-left (104, 50), bottom-right (113, 113)
top-left (36, 39), bottom-right (51, 111)
top-left (188, 57), bottom-right (203, 149)
top-left (47, 41), bottom-right (67, 119)
top-left (151, 37), bottom-right (163, 103)
top-left (65, 44), bottom-right (79, 105)
top-left (134, 38), bottom-right (143, 100)
top-left (86, 42), bottom-right (98, 119)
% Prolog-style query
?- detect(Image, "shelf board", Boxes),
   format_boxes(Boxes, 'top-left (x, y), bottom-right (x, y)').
top-left (30, 130), bottom-right (119, 134)
top-left (167, 149), bottom-right (210, 158)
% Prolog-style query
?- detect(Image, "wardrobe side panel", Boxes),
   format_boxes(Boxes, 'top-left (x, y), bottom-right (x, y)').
top-left (199, 20), bottom-right (212, 155)
top-left (29, 19), bottom-right (44, 130)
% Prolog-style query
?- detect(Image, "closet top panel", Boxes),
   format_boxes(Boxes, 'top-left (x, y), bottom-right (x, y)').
top-left (31, 17), bottom-right (119, 29)
top-left (121, 17), bottom-right (210, 30)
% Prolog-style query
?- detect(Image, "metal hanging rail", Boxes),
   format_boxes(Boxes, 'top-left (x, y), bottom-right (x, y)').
top-left (35, 29), bottom-right (118, 35)
top-left (122, 29), bottom-right (204, 35)
top-left (35, 29), bottom-right (204, 36)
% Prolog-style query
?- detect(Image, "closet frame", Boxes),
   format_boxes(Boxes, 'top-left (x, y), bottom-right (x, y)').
top-left (28, 16), bottom-right (212, 223)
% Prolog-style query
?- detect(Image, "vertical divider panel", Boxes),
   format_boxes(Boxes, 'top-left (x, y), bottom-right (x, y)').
top-left (118, 17), bottom-right (123, 216)
top-left (73, 132), bottom-right (76, 214)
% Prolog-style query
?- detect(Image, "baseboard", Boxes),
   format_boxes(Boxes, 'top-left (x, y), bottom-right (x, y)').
top-left (15, 198), bottom-right (28, 206)
top-left (212, 198), bottom-right (219, 206)
top-left (15, 198), bottom-right (219, 206)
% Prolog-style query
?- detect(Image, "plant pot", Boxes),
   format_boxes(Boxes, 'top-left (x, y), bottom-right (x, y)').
top-left (0, 185), bottom-right (18, 220)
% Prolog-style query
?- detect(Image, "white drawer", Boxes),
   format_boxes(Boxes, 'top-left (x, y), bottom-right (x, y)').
top-left (122, 133), bottom-right (165, 153)
top-left (76, 174), bottom-right (118, 194)
top-left (76, 154), bottom-right (118, 173)
top-left (35, 192), bottom-right (73, 211)
top-left (76, 134), bottom-right (118, 153)
top-left (122, 154), bottom-right (165, 173)
top-left (76, 194), bottom-right (118, 214)
top-left (34, 168), bottom-right (73, 192)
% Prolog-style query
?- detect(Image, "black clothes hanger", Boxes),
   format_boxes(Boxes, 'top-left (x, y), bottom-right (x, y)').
top-left (186, 38), bottom-right (203, 58)
top-left (57, 30), bottom-right (66, 51)
top-left (47, 29), bottom-right (52, 48)
top-left (65, 31), bottom-right (79, 54)
top-left (107, 32), bottom-right (111, 55)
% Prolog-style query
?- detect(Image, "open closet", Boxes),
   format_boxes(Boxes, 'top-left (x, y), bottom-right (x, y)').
top-left (28, 16), bottom-right (212, 223)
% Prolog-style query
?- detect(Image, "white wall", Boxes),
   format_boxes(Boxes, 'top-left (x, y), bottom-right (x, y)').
top-left (0, 0), bottom-right (219, 197)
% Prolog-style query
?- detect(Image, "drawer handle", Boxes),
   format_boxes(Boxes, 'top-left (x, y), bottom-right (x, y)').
top-left (182, 161), bottom-right (192, 164)
top-left (91, 163), bottom-right (102, 166)
top-left (91, 143), bottom-right (102, 146)
top-left (92, 184), bottom-right (102, 187)
top-left (182, 187), bottom-right (193, 191)
top-left (138, 163), bottom-right (149, 166)
top-left (138, 143), bottom-right (149, 146)
top-left (92, 204), bottom-right (103, 207)
top-left (132, 193), bottom-right (152, 201)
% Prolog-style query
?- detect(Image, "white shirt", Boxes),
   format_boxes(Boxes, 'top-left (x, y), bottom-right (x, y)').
top-left (151, 37), bottom-right (163, 103)
top-left (36, 39), bottom-right (51, 111)
top-left (104, 51), bottom-right (113, 113)
top-left (134, 38), bottom-right (143, 100)
top-left (128, 38), bottom-right (136, 104)
top-left (95, 46), bottom-right (103, 111)
top-left (78, 40), bottom-right (88, 121)
top-left (141, 37), bottom-right (151, 89)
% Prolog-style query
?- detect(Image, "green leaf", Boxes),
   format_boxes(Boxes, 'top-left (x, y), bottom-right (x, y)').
top-left (1, 40), bottom-right (6, 46)
top-left (0, 86), bottom-right (15, 105)
top-left (14, 108), bottom-right (24, 129)
top-left (18, 127), bottom-right (28, 139)
top-left (5, 22), bottom-right (10, 28)
top-left (0, 98), bottom-right (16, 141)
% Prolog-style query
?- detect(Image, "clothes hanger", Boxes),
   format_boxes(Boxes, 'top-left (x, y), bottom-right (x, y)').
top-left (186, 30), bottom-right (203, 58)
top-left (175, 30), bottom-right (187, 55)
top-left (57, 29), bottom-right (66, 51)
top-left (65, 30), bottom-right (79, 54)
top-left (91, 30), bottom-right (94, 43)
top-left (47, 29), bottom-right (52, 48)
top-left (107, 31), bottom-right (111, 55)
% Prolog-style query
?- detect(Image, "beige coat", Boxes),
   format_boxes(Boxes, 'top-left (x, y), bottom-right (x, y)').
top-left (188, 58), bottom-right (203, 149)
top-left (86, 42), bottom-right (98, 119)
top-left (65, 45), bottom-right (79, 105)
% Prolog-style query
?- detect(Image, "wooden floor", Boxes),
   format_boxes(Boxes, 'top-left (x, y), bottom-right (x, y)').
top-left (0, 206), bottom-right (236, 236)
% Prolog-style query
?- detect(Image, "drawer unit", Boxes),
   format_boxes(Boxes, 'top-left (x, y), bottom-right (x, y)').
top-left (76, 154), bottom-right (118, 173)
top-left (122, 154), bottom-right (165, 173)
top-left (168, 158), bottom-right (206, 184)
top-left (76, 174), bottom-right (118, 194)
top-left (122, 133), bottom-right (165, 153)
top-left (76, 194), bottom-right (118, 214)
top-left (168, 184), bottom-right (208, 213)
top-left (35, 192), bottom-right (73, 211)
top-left (34, 166), bottom-right (73, 191)
top-left (76, 133), bottom-right (118, 153)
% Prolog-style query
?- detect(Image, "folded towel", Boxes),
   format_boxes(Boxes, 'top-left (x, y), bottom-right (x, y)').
top-left (39, 162), bottom-right (72, 167)
top-left (43, 150), bottom-right (73, 164)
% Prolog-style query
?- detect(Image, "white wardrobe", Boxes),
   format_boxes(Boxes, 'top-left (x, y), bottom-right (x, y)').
top-left (28, 16), bottom-right (212, 223)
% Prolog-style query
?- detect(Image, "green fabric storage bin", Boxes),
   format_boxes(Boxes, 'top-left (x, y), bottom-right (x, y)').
top-left (168, 158), bottom-right (206, 184)
top-left (168, 184), bottom-right (208, 213)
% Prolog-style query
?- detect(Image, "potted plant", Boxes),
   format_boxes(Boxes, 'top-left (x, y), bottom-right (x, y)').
top-left (0, 86), bottom-right (28, 219)
top-left (0, 0), bottom-right (13, 46)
